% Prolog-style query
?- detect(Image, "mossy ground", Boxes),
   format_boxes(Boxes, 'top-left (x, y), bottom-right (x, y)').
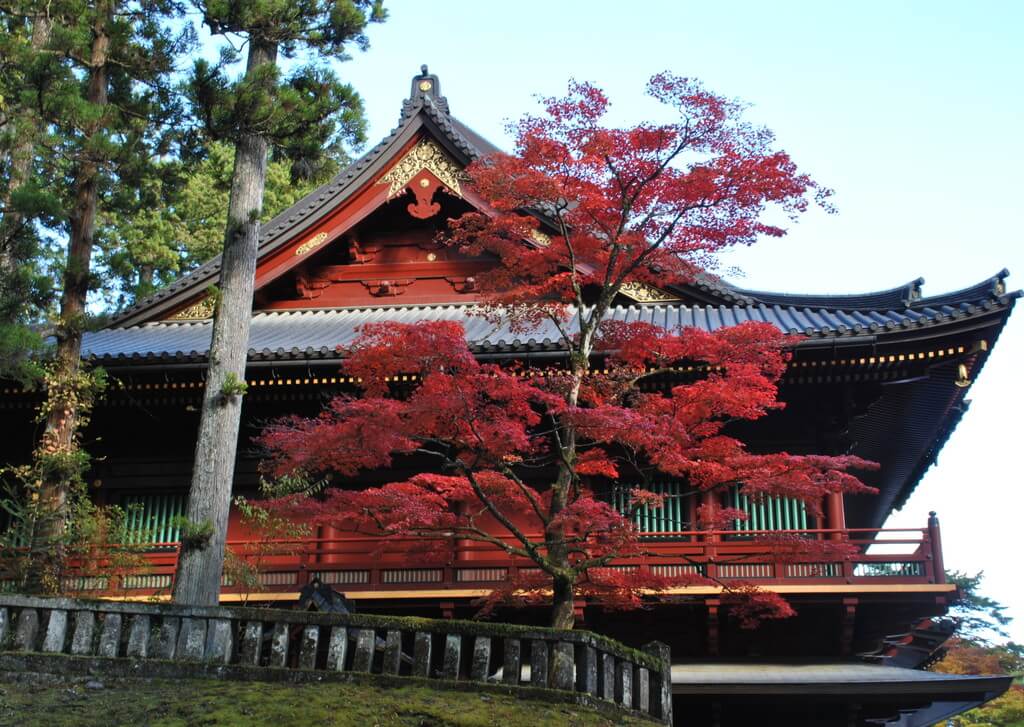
top-left (0, 674), bottom-right (651, 727)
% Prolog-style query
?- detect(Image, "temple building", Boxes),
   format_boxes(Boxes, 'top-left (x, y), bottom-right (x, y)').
top-left (1, 68), bottom-right (1018, 726)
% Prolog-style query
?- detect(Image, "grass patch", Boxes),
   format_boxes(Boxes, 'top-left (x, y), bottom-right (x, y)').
top-left (0, 674), bottom-right (651, 727)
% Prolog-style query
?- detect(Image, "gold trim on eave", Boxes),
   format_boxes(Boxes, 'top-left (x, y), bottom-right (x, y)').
top-left (619, 281), bottom-right (683, 303)
top-left (294, 231), bottom-right (329, 257)
top-left (379, 138), bottom-right (467, 198)
top-left (169, 297), bottom-right (215, 321)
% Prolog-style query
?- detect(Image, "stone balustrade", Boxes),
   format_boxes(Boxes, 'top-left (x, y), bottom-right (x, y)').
top-left (0, 594), bottom-right (671, 724)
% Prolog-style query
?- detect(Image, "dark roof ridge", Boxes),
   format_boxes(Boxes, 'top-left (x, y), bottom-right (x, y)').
top-left (909, 269), bottom-right (1013, 309)
top-left (728, 277), bottom-right (925, 310)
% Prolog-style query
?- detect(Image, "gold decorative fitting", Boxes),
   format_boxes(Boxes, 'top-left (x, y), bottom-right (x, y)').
top-left (294, 231), bottom-right (329, 257)
top-left (169, 297), bottom-right (216, 321)
top-left (419, 80), bottom-right (433, 92)
top-left (954, 363), bottom-right (971, 388)
top-left (619, 281), bottom-right (683, 303)
top-left (379, 138), bottom-right (466, 199)
top-left (530, 230), bottom-right (552, 247)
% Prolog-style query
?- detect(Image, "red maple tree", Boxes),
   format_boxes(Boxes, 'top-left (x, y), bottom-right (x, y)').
top-left (258, 74), bottom-right (877, 629)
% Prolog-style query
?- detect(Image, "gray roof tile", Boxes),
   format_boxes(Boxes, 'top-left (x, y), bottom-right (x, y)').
top-left (81, 296), bottom-right (1017, 364)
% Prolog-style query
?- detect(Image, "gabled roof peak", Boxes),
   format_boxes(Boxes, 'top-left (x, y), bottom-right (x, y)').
top-left (405, 64), bottom-right (449, 115)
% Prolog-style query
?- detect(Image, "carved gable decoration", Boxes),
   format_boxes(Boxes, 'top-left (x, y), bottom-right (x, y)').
top-left (378, 139), bottom-right (467, 219)
top-left (618, 281), bottom-right (683, 303)
top-left (168, 296), bottom-right (215, 320)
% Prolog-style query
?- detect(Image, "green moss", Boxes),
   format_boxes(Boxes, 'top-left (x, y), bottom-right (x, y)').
top-left (0, 676), bottom-right (652, 727)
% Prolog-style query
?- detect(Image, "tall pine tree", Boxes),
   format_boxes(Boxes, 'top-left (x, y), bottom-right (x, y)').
top-left (172, 0), bottom-right (384, 605)
top-left (4, 0), bottom-right (193, 590)
top-left (0, 4), bottom-right (54, 384)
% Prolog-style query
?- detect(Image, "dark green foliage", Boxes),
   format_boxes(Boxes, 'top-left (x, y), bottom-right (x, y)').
top-left (948, 570), bottom-right (1016, 646)
top-left (187, 0), bottom-right (382, 176)
top-left (96, 141), bottom-right (343, 304)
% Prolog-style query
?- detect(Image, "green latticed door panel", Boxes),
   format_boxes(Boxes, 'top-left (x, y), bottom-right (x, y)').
top-left (611, 481), bottom-right (692, 540)
top-left (120, 492), bottom-right (187, 547)
top-left (729, 486), bottom-right (808, 533)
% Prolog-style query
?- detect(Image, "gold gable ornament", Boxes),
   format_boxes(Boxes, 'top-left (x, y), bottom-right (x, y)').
top-left (169, 297), bottom-right (216, 321)
top-left (294, 231), bottom-right (329, 257)
top-left (379, 139), bottom-right (466, 199)
top-left (618, 281), bottom-right (682, 303)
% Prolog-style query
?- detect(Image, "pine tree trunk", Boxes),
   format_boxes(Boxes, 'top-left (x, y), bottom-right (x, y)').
top-left (172, 38), bottom-right (278, 606)
top-left (0, 12), bottom-right (52, 276)
top-left (26, 3), bottom-right (109, 592)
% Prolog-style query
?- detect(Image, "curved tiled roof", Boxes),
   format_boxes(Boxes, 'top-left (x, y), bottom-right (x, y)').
top-left (81, 292), bottom-right (1017, 365)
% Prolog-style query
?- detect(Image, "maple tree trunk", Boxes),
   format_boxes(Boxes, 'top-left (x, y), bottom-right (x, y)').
top-left (550, 575), bottom-right (576, 630)
top-left (26, 3), bottom-right (110, 593)
top-left (173, 37), bottom-right (277, 606)
top-left (0, 11), bottom-right (52, 272)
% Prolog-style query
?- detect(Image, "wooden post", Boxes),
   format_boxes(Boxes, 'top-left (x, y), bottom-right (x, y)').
top-left (927, 512), bottom-right (946, 584)
top-left (826, 492), bottom-right (846, 542)
top-left (840, 598), bottom-right (858, 656)
top-left (706, 598), bottom-right (720, 657)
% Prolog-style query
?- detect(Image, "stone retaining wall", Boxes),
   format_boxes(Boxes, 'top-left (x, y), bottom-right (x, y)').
top-left (0, 594), bottom-right (671, 724)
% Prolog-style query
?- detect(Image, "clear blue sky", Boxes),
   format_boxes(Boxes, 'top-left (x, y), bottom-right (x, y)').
top-left (227, 1), bottom-right (1024, 638)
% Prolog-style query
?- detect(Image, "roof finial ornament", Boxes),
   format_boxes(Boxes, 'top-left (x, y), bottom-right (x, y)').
top-left (407, 63), bottom-right (449, 115)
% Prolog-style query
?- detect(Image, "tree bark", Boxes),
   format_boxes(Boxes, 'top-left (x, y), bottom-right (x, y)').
top-left (550, 575), bottom-right (576, 630)
top-left (0, 11), bottom-right (52, 278)
top-left (172, 37), bottom-right (278, 606)
top-left (26, 2), bottom-right (110, 592)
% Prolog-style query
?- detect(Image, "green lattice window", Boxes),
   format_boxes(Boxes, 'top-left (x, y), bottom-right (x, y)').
top-left (611, 481), bottom-right (692, 538)
top-left (120, 492), bottom-right (187, 546)
top-left (729, 487), bottom-right (808, 532)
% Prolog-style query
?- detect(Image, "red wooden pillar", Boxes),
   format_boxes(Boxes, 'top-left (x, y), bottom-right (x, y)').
top-left (840, 597), bottom-right (858, 656)
top-left (701, 491), bottom-right (720, 544)
top-left (927, 511), bottom-right (946, 584)
top-left (826, 492), bottom-right (846, 541)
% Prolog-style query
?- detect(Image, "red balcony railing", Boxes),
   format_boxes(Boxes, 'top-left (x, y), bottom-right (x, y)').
top-left (1, 519), bottom-right (946, 601)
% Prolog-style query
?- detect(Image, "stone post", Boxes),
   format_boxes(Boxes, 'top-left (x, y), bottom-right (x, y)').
top-left (70, 611), bottom-right (96, 656)
top-left (176, 618), bottom-right (207, 661)
top-left (327, 626), bottom-right (348, 671)
top-left (382, 629), bottom-right (402, 675)
top-left (441, 634), bottom-right (461, 679)
top-left (635, 666), bottom-right (650, 713)
top-left (205, 619), bottom-right (233, 664)
top-left (530, 640), bottom-right (548, 687)
top-left (269, 622), bottom-right (290, 667)
top-left (42, 609), bottom-right (68, 653)
top-left (0, 608), bottom-right (7, 647)
top-left (299, 625), bottom-right (319, 669)
top-left (412, 631), bottom-right (432, 678)
top-left (154, 617), bottom-right (179, 660)
top-left (575, 644), bottom-right (598, 696)
top-left (502, 638), bottom-right (521, 685)
top-left (551, 641), bottom-right (574, 691)
top-left (643, 640), bottom-right (673, 725)
top-left (470, 636), bottom-right (491, 681)
top-left (240, 622), bottom-right (263, 665)
top-left (600, 652), bottom-right (616, 701)
top-left (97, 613), bottom-right (122, 658)
top-left (616, 660), bottom-right (633, 707)
top-left (14, 608), bottom-right (39, 651)
top-left (126, 615), bottom-right (150, 658)
top-left (352, 628), bottom-right (375, 672)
